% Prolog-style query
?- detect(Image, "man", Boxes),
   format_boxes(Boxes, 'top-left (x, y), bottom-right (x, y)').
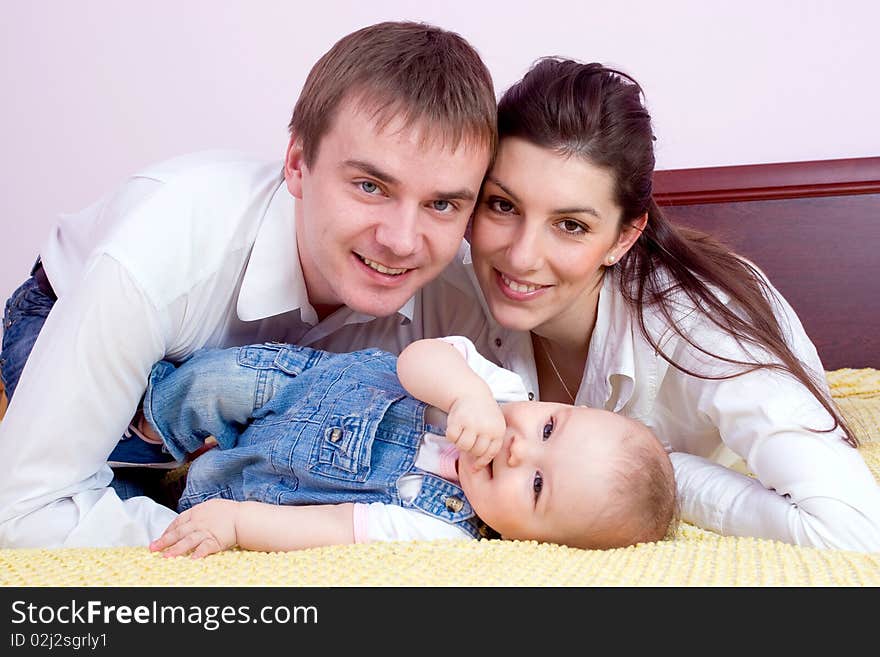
top-left (0, 21), bottom-right (496, 547)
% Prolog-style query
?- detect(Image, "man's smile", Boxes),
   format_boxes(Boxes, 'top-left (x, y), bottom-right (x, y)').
top-left (356, 253), bottom-right (410, 276)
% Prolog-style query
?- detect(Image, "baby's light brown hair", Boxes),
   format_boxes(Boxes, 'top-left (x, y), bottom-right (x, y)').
top-left (568, 419), bottom-right (678, 550)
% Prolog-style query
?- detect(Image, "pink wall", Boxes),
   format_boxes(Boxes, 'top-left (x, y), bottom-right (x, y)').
top-left (2, 1), bottom-right (878, 301)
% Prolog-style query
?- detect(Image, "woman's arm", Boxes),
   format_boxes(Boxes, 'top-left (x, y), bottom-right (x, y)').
top-left (151, 499), bottom-right (355, 557)
top-left (674, 342), bottom-right (880, 551)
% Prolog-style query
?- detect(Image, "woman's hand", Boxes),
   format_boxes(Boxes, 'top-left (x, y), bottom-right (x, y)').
top-left (150, 498), bottom-right (239, 558)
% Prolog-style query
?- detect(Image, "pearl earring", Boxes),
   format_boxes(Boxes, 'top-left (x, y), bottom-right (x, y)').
top-left (606, 255), bottom-right (616, 265)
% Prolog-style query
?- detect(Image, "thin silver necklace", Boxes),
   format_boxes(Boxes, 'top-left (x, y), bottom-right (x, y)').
top-left (536, 335), bottom-right (576, 403)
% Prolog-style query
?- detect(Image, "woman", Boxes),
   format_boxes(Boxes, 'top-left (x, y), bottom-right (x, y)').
top-left (462, 58), bottom-right (880, 551)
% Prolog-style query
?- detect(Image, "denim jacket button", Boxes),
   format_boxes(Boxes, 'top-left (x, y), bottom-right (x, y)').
top-left (445, 496), bottom-right (464, 512)
top-left (329, 428), bottom-right (343, 443)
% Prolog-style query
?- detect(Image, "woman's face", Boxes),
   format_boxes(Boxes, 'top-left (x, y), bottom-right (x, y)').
top-left (470, 137), bottom-right (628, 335)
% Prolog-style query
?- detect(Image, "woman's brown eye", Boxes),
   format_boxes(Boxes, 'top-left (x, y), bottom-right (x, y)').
top-left (491, 198), bottom-right (514, 213)
top-left (560, 219), bottom-right (585, 234)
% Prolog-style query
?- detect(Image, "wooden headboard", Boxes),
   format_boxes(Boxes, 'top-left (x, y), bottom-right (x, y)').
top-left (653, 157), bottom-right (880, 370)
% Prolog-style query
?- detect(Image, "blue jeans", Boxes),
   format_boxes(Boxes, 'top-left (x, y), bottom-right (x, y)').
top-left (1, 270), bottom-right (166, 501)
top-left (1, 277), bottom-right (53, 402)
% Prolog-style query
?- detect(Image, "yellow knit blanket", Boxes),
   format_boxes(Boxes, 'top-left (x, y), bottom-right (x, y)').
top-left (1, 369), bottom-right (879, 587)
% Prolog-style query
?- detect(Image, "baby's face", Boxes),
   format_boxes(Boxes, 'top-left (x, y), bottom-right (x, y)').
top-left (458, 402), bottom-right (639, 546)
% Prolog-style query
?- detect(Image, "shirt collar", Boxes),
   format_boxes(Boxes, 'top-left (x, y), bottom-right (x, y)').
top-left (397, 296), bottom-right (416, 323)
top-left (237, 183), bottom-right (415, 325)
top-left (582, 273), bottom-right (637, 411)
top-left (237, 183), bottom-right (311, 322)
top-left (461, 240), bottom-right (473, 265)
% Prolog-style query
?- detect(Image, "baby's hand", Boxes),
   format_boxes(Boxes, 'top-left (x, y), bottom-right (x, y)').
top-left (150, 499), bottom-right (239, 558)
top-left (445, 396), bottom-right (506, 470)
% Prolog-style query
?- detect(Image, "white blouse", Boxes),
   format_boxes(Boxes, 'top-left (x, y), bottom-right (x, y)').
top-left (457, 254), bottom-right (880, 552)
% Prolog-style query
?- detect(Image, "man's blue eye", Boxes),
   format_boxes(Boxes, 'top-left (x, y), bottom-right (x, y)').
top-left (533, 472), bottom-right (544, 499)
top-left (542, 419), bottom-right (554, 441)
top-left (432, 200), bottom-right (451, 212)
top-left (360, 181), bottom-right (379, 194)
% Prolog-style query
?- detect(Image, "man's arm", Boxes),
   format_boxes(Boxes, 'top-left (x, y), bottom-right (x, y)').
top-left (397, 338), bottom-right (505, 468)
top-left (0, 255), bottom-right (177, 547)
top-left (150, 499), bottom-right (355, 557)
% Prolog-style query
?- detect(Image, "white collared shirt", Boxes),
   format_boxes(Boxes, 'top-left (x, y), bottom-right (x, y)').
top-left (0, 151), bottom-right (491, 548)
top-left (456, 250), bottom-right (880, 552)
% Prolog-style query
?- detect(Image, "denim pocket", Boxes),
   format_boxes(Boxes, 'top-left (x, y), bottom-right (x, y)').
top-left (236, 343), bottom-right (286, 370)
top-left (306, 382), bottom-right (403, 483)
top-left (309, 412), bottom-right (372, 482)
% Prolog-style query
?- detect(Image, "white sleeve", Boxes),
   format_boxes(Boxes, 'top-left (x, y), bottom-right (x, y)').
top-left (439, 335), bottom-right (529, 403)
top-left (0, 255), bottom-right (179, 547)
top-left (352, 502), bottom-right (471, 543)
top-left (675, 355), bottom-right (880, 552)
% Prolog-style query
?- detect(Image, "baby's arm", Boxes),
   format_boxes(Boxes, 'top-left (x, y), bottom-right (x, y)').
top-left (397, 338), bottom-right (505, 468)
top-left (150, 499), bottom-right (355, 557)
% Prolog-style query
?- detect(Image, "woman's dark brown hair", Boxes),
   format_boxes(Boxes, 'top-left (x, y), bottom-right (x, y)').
top-left (497, 57), bottom-right (855, 447)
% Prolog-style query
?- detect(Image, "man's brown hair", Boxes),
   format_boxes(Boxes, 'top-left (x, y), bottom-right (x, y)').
top-left (289, 21), bottom-right (497, 165)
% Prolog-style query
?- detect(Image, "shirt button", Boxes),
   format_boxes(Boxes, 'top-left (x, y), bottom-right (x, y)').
top-left (494, 338), bottom-right (502, 348)
top-left (329, 428), bottom-right (343, 443)
top-left (528, 392), bottom-right (535, 401)
top-left (445, 496), bottom-right (464, 513)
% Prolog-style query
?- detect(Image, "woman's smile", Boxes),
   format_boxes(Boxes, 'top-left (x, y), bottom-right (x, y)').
top-left (495, 269), bottom-right (551, 300)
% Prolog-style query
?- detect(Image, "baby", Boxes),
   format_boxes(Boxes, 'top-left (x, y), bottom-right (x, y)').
top-left (140, 337), bottom-right (676, 557)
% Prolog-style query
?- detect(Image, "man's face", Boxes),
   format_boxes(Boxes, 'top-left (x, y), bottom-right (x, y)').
top-left (285, 98), bottom-right (491, 319)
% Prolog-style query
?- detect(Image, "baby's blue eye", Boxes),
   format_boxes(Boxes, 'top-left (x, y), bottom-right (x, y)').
top-left (533, 472), bottom-right (544, 500)
top-left (542, 419), bottom-right (554, 441)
